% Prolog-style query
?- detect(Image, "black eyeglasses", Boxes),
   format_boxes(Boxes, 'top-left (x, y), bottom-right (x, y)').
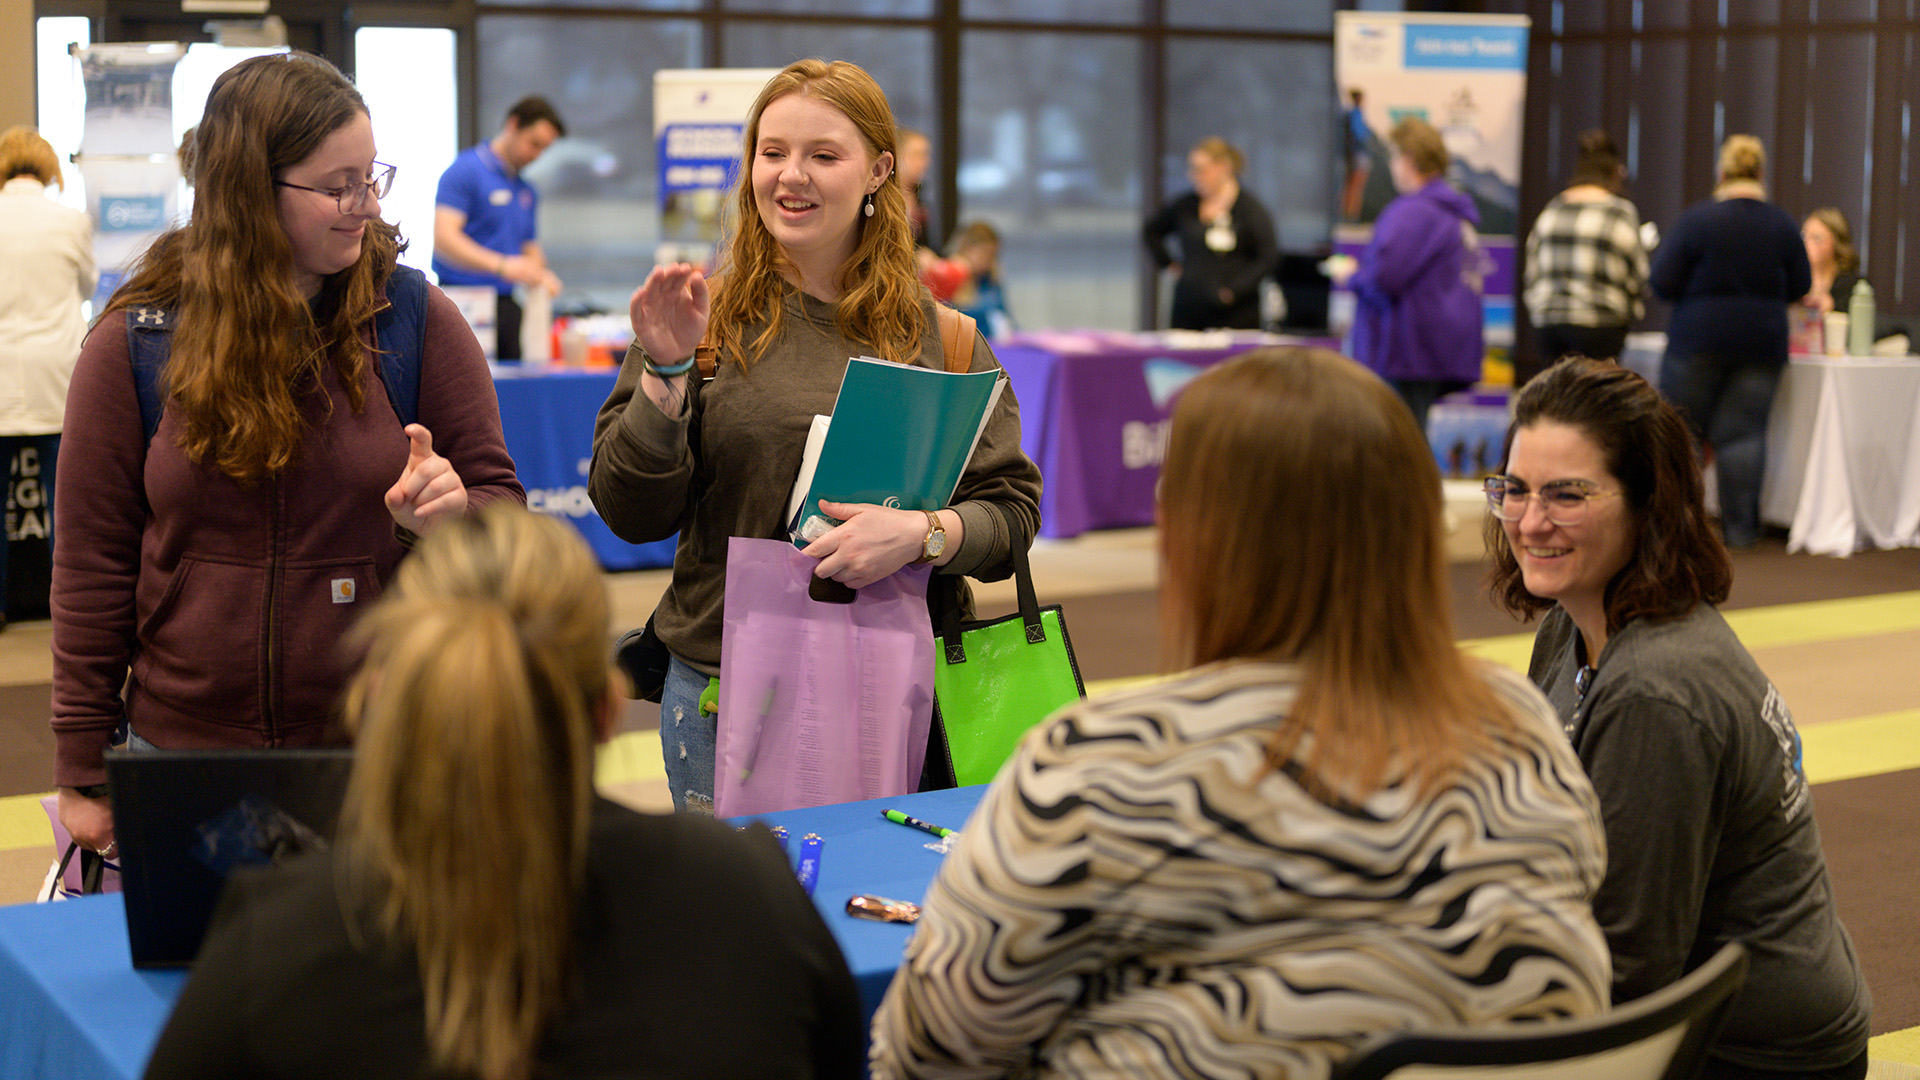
top-left (275, 161), bottom-right (396, 214)
top-left (1484, 475), bottom-right (1620, 527)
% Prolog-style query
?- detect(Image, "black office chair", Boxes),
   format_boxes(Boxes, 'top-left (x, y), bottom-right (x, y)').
top-left (1330, 941), bottom-right (1749, 1080)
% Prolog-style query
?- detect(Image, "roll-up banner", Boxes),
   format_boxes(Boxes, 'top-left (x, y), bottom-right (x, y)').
top-left (653, 68), bottom-right (779, 268)
top-left (1333, 12), bottom-right (1529, 349)
top-left (73, 43), bottom-right (187, 309)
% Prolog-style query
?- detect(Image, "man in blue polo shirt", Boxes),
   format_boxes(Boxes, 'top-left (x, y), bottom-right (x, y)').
top-left (434, 96), bottom-right (566, 360)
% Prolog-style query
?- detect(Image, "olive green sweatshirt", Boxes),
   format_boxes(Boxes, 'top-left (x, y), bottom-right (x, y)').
top-left (589, 289), bottom-right (1042, 670)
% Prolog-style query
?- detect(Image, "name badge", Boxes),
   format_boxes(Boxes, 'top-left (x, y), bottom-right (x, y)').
top-left (489, 188), bottom-right (513, 206)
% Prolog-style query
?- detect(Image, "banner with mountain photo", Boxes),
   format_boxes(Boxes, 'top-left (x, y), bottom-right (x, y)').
top-left (1333, 11), bottom-right (1529, 347)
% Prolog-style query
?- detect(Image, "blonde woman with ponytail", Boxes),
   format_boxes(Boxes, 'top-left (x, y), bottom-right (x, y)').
top-left (589, 58), bottom-right (1040, 813)
top-left (144, 506), bottom-right (865, 1080)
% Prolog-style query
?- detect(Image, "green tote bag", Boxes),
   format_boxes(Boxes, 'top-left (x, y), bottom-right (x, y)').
top-left (930, 543), bottom-right (1086, 787)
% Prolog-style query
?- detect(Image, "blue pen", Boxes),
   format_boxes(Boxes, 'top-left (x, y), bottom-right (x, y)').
top-left (768, 825), bottom-right (789, 857)
top-left (795, 833), bottom-right (823, 896)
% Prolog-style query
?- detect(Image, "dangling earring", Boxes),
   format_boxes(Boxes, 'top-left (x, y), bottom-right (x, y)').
top-left (864, 192), bottom-right (875, 218)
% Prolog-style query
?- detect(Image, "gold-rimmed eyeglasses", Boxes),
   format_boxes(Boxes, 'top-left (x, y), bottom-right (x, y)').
top-left (275, 161), bottom-right (396, 214)
top-left (1483, 475), bottom-right (1620, 527)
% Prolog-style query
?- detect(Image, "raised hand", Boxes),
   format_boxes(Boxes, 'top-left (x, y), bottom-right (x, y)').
top-left (384, 424), bottom-right (468, 534)
top-left (629, 263), bottom-right (710, 364)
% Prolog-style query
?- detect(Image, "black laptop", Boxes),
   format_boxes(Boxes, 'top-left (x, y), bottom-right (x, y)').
top-left (106, 748), bottom-right (355, 968)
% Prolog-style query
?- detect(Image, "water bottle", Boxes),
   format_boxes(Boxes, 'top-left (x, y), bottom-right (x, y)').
top-left (1847, 279), bottom-right (1875, 356)
top-left (520, 282), bottom-right (554, 363)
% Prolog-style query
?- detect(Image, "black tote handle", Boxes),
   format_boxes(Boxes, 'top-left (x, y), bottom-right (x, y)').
top-left (941, 542), bottom-right (1044, 665)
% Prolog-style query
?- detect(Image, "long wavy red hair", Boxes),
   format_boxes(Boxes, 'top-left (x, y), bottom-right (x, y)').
top-left (705, 58), bottom-right (925, 371)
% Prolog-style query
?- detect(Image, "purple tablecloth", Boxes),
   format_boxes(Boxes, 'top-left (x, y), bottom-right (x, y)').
top-left (996, 332), bottom-right (1335, 538)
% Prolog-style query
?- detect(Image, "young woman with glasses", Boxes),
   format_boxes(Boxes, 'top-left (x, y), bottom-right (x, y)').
top-left (51, 51), bottom-right (522, 857)
top-left (1485, 357), bottom-right (1870, 1080)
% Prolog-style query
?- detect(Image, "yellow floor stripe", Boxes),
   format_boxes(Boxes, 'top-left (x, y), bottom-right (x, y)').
top-left (1871, 1027), bottom-right (1920, 1068)
top-left (0, 735), bottom-right (671, 857)
top-left (3, 591), bottom-right (1916, 855)
top-left (1461, 590), bottom-right (1920, 676)
top-left (1802, 709), bottom-right (1920, 785)
top-left (594, 729), bottom-right (664, 788)
top-left (1724, 591), bottom-right (1920, 650)
top-left (0, 792), bottom-right (51, 851)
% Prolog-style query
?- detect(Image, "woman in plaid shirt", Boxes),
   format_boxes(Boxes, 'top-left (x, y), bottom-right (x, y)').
top-left (1522, 129), bottom-right (1649, 381)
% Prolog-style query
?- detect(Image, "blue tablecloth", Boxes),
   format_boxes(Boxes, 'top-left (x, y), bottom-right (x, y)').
top-left (491, 366), bottom-right (677, 571)
top-left (0, 896), bottom-right (186, 1080)
top-left (738, 785), bottom-right (988, 1027)
top-left (0, 785), bottom-right (987, 1079)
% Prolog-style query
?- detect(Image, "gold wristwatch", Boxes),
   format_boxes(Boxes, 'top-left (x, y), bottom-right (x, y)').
top-left (913, 510), bottom-right (947, 564)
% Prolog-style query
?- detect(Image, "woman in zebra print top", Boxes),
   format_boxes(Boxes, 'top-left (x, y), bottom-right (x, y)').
top-left (870, 346), bottom-right (1611, 1079)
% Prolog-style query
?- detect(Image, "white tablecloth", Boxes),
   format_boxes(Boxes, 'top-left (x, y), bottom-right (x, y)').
top-left (1622, 333), bottom-right (1920, 556)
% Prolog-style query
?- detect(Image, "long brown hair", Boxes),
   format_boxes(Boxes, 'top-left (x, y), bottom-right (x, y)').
top-left (1158, 347), bottom-right (1515, 798)
top-left (1806, 206), bottom-right (1858, 274)
top-left (705, 58), bottom-right (926, 371)
top-left (106, 51), bottom-right (401, 483)
top-left (338, 505), bottom-right (609, 1080)
top-left (1485, 357), bottom-right (1731, 632)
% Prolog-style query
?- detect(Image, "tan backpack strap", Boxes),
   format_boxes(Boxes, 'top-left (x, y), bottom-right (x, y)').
top-left (935, 305), bottom-right (978, 373)
top-left (694, 326), bottom-right (717, 381)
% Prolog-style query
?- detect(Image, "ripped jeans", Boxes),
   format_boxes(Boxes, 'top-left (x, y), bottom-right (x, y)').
top-left (659, 655), bottom-right (720, 814)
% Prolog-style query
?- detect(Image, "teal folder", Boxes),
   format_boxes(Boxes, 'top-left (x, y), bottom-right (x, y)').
top-left (788, 356), bottom-right (1006, 543)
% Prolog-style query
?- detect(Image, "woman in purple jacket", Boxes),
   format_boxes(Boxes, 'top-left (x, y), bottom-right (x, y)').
top-left (1338, 116), bottom-right (1485, 432)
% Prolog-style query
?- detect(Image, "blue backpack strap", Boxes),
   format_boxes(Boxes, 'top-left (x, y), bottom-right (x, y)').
top-left (124, 306), bottom-right (174, 446)
top-left (124, 270), bottom-right (426, 443)
top-left (371, 265), bottom-right (428, 428)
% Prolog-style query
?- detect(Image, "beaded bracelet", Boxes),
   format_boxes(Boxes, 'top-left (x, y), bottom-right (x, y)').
top-left (642, 352), bottom-right (697, 378)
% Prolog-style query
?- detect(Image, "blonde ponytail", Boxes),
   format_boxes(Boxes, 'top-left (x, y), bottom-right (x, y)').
top-left (338, 507), bottom-right (609, 1080)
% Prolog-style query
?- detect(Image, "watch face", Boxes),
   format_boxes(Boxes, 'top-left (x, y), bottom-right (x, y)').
top-left (926, 527), bottom-right (946, 558)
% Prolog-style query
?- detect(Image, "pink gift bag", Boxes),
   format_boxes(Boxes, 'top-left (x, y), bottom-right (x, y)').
top-left (714, 537), bottom-right (935, 817)
top-left (38, 794), bottom-right (122, 900)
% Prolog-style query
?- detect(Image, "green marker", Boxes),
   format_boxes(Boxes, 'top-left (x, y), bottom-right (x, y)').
top-left (883, 809), bottom-right (956, 839)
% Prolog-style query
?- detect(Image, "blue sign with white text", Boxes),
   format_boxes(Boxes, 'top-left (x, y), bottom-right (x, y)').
top-left (99, 195), bottom-right (167, 233)
top-left (1404, 23), bottom-right (1528, 71)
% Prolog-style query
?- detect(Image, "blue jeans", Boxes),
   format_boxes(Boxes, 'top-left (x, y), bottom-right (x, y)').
top-left (659, 655), bottom-right (719, 814)
top-left (1659, 351), bottom-right (1782, 547)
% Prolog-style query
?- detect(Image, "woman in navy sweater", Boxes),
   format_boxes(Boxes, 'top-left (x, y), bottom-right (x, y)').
top-left (1649, 134), bottom-right (1810, 548)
